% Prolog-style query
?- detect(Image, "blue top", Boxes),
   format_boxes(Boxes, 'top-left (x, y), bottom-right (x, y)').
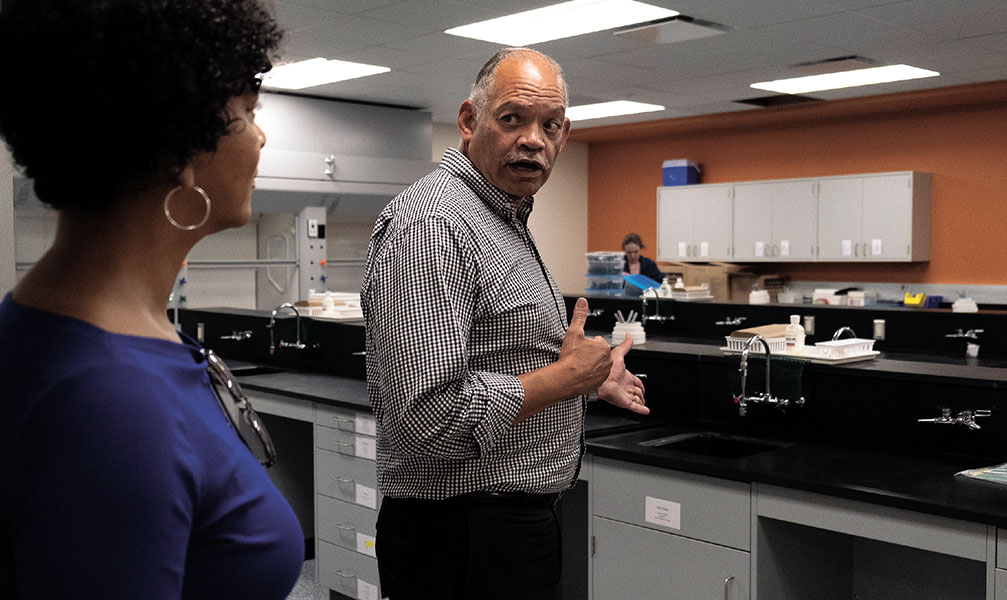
top-left (0, 294), bottom-right (303, 599)
top-left (623, 255), bottom-right (664, 282)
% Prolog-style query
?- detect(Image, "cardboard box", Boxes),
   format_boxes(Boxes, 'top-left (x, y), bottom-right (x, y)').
top-left (659, 262), bottom-right (786, 302)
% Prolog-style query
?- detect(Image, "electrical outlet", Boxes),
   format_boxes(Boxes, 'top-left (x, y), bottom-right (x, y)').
top-left (307, 218), bottom-right (318, 238)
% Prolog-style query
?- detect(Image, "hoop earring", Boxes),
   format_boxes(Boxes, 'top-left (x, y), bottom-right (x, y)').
top-left (164, 185), bottom-right (211, 231)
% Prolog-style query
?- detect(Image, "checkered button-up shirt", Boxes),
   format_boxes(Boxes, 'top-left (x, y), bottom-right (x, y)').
top-left (361, 148), bottom-right (585, 499)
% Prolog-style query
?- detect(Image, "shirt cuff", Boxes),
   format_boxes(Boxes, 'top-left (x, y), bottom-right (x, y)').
top-left (471, 372), bottom-right (524, 455)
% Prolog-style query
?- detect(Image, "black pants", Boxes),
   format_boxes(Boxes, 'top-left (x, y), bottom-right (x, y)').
top-left (375, 492), bottom-right (563, 600)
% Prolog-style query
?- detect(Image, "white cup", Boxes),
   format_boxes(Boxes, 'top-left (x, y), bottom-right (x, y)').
top-left (612, 322), bottom-right (645, 345)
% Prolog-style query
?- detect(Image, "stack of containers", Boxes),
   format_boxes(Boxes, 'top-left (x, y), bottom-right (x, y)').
top-left (585, 251), bottom-right (625, 295)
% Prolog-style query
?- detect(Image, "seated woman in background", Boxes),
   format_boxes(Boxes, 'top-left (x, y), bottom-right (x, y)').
top-left (622, 232), bottom-right (665, 282)
top-left (0, 1), bottom-right (305, 598)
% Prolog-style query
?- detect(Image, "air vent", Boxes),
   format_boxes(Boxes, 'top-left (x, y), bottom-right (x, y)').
top-left (613, 15), bottom-right (728, 44)
top-left (790, 55), bottom-right (882, 75)
top-left (735, 95), bottom-right (822, 108)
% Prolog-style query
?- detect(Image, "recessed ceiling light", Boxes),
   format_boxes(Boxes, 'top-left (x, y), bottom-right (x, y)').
top-left (566, 100), bottom-right (665, 121)
top-left (262, 58), bottom-right (390, 90)
top-left (750, 64), bottom-right (940, 95)
top-left (444, 0), bottom-right (678, 46)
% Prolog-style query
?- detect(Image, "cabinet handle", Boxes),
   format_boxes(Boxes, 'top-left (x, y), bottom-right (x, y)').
top-left (854, 243), bottom-right (859, 257)
top-left (333, 476), bottom-right (355, 484)
top-left (332, 441), bottom-right (355, 448)
top-left (724, 575), bottom-right (734, 600)
top-left (332, 416), bottom-right (354, 424)
top-left (335, 569), bottom-right (357, 579)
top-left (333, 522), bottom-right (356, 532)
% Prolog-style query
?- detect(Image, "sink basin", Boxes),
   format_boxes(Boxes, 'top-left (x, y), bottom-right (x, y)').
top-left (641, 432), bottom-right (786, 459)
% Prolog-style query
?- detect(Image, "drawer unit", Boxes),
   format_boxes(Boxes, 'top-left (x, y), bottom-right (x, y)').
top-left (998, 569), bottom-right (1007, 600)
top-left (315, 447), bottom-right (381, 509)
top-left (317, 495), bottom-right (377, 557)
top-left (318, 540), bottom-right (382, 600)
top-left (244, 389), bottom-right (314, 422)
top-left (999, 528), bottom-right (1007, 569)
top-left (315, 424), bottom-right (377, 461)
top-left (593, 457), bottom-right (751, 551)
top-left (316, 403), bottom-right (377, 435)
top-left (593, 516), bottom-right (750, 599)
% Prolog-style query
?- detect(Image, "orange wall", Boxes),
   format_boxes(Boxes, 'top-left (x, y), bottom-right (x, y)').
top-left (574, 81), bottom-right (1007, 285)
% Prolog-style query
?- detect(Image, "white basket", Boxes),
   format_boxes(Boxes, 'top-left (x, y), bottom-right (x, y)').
top-left (725, 336), bottom-right (786, 353)
top-left (814, 338), bottom-right (876, 359)
top-left (670, 289), bottom-right (713, 300)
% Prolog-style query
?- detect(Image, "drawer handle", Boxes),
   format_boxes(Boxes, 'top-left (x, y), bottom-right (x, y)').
top-left (724, 575), bottom-right (734, 600)
top-left (331, 416), bottom-right (354, 424)
top-left (334, 476), bottom-right (355, 484)
top-left (333, 522), bottom-right (356, 532)
top-left (332, 441), bottom-right (355, 448)
top-left (335, 569), bottom-right (357, 579)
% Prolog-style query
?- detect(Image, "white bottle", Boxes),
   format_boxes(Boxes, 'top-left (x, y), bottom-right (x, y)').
top-left (785, 314), bottom-right (805, 353)
top-left (659, 276), bottom-right (673, 297)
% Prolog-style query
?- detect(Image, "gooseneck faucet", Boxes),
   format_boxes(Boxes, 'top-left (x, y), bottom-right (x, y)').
top-left (734, 334), bottom-right (802, 417)
top-left (268, 302), bottom-right (305, 355)
top-left (832, 326), bottom-right (857, 341)
top-left (641, 288), bottom-right (674, 324)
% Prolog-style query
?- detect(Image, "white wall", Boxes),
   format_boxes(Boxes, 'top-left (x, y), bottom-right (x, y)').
top-left (0, 145), bottom-right (14, 295)
top-left (430, 122), bottom-right (589, 294)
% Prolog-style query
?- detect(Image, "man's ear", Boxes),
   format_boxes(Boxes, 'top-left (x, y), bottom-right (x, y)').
top-left (458, 99), bottom-right (477, 144)
top-left (557, 117), bottom-right (571, 153)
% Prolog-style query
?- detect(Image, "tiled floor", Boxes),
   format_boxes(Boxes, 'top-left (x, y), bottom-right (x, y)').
top-left (286, 560), bottom-right (330, 600)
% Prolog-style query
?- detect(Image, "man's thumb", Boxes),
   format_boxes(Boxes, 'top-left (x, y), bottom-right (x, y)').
top-left (568, 297), bottom-right (589, 333)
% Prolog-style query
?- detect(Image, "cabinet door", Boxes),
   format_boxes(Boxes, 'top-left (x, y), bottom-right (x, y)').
top-left (593, 516), bottom-right (750, 599)
top-left (732, 183), bottom-right (775, 261)
top-left (817, 177), bottom-right (863, 261)
top-left (862, 173), bottom-right (913, 261)
top-left (657, 187), bottom-right (696, 261)
top-left (691, 184), bottom-right (734, 261)
top-left (769, 179), bottom-right (817, 261)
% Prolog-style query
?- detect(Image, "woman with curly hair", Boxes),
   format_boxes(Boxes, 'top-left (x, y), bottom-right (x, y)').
top-left (0, 1), bottom-right (304, 598)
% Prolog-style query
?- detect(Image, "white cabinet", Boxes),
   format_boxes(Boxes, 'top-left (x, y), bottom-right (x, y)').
top-left (733, 179), bottom-right (818, 262)
top-left (657, 184), bottom-right (734, 261)
top-left (818, 171), bottom-right (931, 261)
top-left (655, 172), bottom-right (930, 263)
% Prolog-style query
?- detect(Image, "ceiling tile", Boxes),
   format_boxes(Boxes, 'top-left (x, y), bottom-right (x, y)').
top-left (280, 0), bottom-right (404, 13)
top-left (359, 0), bottom-right (500, 31)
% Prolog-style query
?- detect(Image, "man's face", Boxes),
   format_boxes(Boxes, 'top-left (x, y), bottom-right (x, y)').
top-left (458, 55), bottom-right (571, 199)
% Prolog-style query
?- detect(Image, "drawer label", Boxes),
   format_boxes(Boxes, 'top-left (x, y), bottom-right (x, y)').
top-left (355, 415), bottom-right (376, 436)
top-left (357, 579), bottom-right (379, 600)
top-left (645, 496), bottom-right (681, 530)
top-left (356, 532), bottom-right (377, 558)
top-left (356, 436), bottom-right (376, 461)
top-left (356, 483), bottom-right (377, 510)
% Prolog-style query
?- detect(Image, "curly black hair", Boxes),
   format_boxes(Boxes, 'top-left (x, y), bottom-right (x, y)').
top-left (0, 0), bottom-right (283, 212)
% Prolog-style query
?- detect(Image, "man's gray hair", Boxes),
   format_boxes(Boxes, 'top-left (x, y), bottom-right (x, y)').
top-left (468, 48), bottom-right (568, 120)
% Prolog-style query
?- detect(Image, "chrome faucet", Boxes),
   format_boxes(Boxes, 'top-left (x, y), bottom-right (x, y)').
top-left (220, 330), bottom-right (253, 341)
top-left (919, 407), bottom-right (991, 430)
top-left (734, 334), bottom-right (803, 417)
top-left (715, 316), bottom-right (747, 327)
top-left (268, 303), bottom-right (306, 355)
top-left (832, 326), bottom-right (857, 341)
top-left (946, 328), bottom-right (983, 340)
top-left (641, 288), bottom-right (674, 324)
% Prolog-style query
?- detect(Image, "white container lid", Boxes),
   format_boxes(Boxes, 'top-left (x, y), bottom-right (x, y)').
top-left (662, 159), bottom-right (698, 168)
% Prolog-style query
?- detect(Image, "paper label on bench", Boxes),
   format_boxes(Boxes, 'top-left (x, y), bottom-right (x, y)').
top-left (356, 483), bottom-right (377, 510)
top-left (355, 414), bottom-right (376, 436)
top-left (356, 532), bottom-right (377, 557)
top-left (357, 579), bottom-right (379, 600)
top-left (645, 496), bottom-right (681, 530)
top-left (355, 436), bottom-right (376, 460)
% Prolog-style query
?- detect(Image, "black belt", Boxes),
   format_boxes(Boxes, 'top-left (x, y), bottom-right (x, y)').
top-left (458, 491), bottom-right (563, 508)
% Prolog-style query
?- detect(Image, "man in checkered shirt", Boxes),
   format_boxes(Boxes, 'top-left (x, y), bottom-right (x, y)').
top-left (362, 47), bottom-right (649, 600)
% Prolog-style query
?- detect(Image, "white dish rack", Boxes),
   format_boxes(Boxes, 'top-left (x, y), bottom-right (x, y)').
top-left (725, 336), bottom-right (786, 353)
top-left (813, 338), bottom-right (876, 359)
top-left (670, 289), bottom-right (714, 301)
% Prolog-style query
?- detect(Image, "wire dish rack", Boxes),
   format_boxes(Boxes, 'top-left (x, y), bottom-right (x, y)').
top-left (725, 336), bottom-right (787, 353)
top-left (813, 338), bottom-right (876, 359)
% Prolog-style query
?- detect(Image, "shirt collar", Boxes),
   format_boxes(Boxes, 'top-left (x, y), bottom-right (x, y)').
top-left (439, 147), bottom-right (535, 224)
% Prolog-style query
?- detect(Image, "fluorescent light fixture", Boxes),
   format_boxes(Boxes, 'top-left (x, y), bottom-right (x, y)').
top-left (566, 100), bottom-right (665, 121)
top-left (750, 64), bottom-right (939, 95)
top-left (445, 0), bottom-right (678, 46)
top-left (262, 58), bottom-right (390, 90)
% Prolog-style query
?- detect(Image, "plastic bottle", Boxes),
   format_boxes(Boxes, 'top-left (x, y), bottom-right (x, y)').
top-left (659, 276), bottom-right (673, 298)
top-left (785, 314), bottom-right (805, 353)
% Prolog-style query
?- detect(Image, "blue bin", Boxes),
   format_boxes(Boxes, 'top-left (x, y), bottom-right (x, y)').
top-left (623, 274), bottom-right (663, 296)
top-left (662, 159), bottom-right (700, 186)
